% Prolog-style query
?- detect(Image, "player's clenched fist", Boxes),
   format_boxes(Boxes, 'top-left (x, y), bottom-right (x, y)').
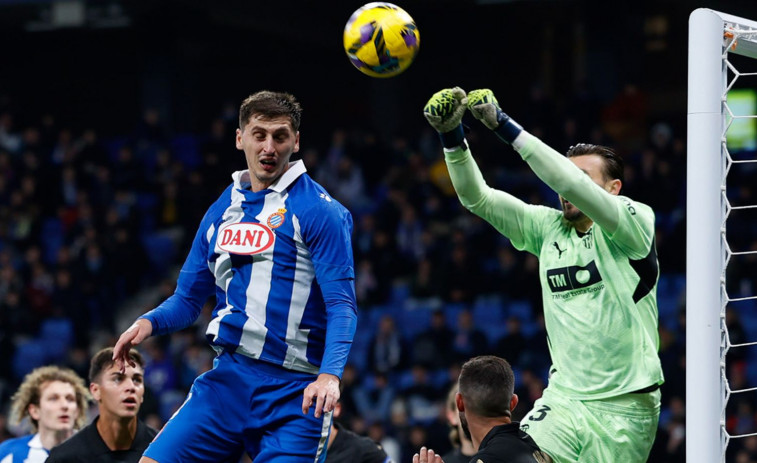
top-left (423, 87), bottom-right (467, 134)
top-left (301, 373), bottom-right (340, 418)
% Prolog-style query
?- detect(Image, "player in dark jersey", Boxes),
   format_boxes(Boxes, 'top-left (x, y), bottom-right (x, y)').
top-left (46, 348), bottom-right (156, 463)
top-left (414, 356), bottom-right (551, 463)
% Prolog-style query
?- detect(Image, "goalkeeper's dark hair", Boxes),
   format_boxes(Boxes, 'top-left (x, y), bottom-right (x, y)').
top-left (458, 355), bottom-right (514, 419)
top-left (567, 143), bottom-right (624, 183)
top-left (239, 90), bottom-right (302, 132)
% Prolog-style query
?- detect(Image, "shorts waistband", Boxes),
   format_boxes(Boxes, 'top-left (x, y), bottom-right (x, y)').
top-left (217, 350), bottom-right (317, 381)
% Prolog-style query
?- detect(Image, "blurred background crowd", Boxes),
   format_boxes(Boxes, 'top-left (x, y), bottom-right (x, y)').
top-left (1, 1), bottom-right (757, 462)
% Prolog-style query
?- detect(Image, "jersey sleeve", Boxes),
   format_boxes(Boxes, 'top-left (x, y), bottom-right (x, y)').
top-left (300, 201), bottom-right (355, 283)
top-left (140, 206), bottom-right (218, 336)
top-left (515, 132), bottom-right (654, 257)
top-left (605, 196), bottom-right (656, 259)
top-left (299, 200), bottom-right (357, 378)
top-left (444, 145), bottom-right (530, 246)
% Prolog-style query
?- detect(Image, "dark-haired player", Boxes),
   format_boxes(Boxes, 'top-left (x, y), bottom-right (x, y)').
top-left (113, 90), bottom-right (357, 462)
top-left (422, 87), bottom-right (663, 462)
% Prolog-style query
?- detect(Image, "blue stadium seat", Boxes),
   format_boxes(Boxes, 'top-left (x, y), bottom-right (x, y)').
top-left (399, 307), bottom-right (432, 341)
top-left (506, 300), bottom-right (533, 322)
top-left (38, 317), bottom-right (74, 362)
top-left (472, 296), bottom-right (506, 345)
top-left (12, 340), bottom-right (48, 381)
top-left (141, 232), bottom-right (177, 275)
top-left (389, 282), bottom-right (411, 306)
top-left (171, 134), bottom-right (201, 170)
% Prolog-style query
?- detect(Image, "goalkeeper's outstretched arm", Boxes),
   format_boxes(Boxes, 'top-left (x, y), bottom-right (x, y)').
top-left (466, 89), bottom-right (623, 234)
top-left (423, 88), bottom-right (528, 244)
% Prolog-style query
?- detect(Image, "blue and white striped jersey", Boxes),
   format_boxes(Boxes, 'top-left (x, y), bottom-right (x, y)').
top-left (0, 434), bottom-right (49, 463)
top-left (142, 161), bottom-right (357, 377)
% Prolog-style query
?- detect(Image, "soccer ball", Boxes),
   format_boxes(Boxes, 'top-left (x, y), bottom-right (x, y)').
top-left (343, 2), bottom-right (420, 78)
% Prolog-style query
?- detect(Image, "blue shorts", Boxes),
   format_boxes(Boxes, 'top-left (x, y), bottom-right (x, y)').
top-left (144, 351), bottom-right (332, 462)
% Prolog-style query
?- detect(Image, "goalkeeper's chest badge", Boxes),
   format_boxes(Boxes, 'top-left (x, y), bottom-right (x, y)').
top-left (266, 208), bottom-right (287, 229)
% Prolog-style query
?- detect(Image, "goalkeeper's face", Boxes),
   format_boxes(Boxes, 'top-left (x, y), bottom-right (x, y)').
top-left (560, 154), bottom-right (621, 223)
top-left (236, 114), bottom-right (300, 192)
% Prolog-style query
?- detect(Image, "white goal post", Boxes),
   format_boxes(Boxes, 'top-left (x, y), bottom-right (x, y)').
top-left (688, 8), bottom-right (757, 462)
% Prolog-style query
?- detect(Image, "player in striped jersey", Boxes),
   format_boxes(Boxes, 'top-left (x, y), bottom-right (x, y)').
top-left (0, 366), bottom-right (89, 463)
top-left (113, 90), bottom-right (358, 462)
top-left (423, 88), bottom-right (663, 462)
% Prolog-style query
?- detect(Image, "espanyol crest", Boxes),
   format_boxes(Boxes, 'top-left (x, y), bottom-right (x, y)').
top-left (217, 222), bottom-right (275, 255)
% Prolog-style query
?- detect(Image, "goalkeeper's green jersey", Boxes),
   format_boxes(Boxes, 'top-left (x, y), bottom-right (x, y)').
top-left (444, 133), bottom-right (664, 400)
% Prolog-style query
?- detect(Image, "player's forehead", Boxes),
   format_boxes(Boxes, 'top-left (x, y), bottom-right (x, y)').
top-left (569, 154), bottom-right (607, 179)
top-left (103, 361), bottom-right (144, 378)
top-left (40, 380), bottom-right (75, 398)
top-left (244, 115), bottom-right (294, 133)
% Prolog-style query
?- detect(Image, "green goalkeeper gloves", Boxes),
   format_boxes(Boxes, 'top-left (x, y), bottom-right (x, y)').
top-left (467, 89), bottom-right (523, 145)
top-left (423, 87), bottom-right (468, 149)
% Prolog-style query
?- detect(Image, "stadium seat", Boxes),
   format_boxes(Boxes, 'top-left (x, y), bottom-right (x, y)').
top-left (171, 134), bottom-right (201, 170)
top-left (506, 300), bottom-right (533, 323)
top-left (12, 340), bottom-right (49, 381)
top-left (141, 232), bottom-right (177, 275)
top-left (399, 307), bottom-right (432, 341)
top-left (38, 317), bottom-right (74, 362)
top-left (472, 296), bottom-right (506, 344)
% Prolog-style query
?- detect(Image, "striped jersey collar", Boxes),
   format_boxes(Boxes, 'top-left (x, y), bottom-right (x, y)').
top-left (232, 160), bottom-right (307, 193)
top-left (29, 433), bottom-right (44, 449)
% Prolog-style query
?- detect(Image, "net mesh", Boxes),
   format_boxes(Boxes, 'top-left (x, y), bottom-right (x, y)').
top-left (721, 23), bottom-right (757, 462)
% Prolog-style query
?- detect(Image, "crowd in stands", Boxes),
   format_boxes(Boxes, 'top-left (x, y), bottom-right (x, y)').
top-left (0, 80), bottom-right (750, 461)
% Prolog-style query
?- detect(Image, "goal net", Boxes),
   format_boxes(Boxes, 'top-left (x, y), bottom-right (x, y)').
top-left (688, 8), bottom-right (757, 462)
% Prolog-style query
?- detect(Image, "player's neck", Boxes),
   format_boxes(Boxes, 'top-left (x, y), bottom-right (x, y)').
top-left (38, 427), bottom-right (74, 450)
top-left (468, 415), bottom-right (511, 450)
top-left (96, 414), bottom-right (138, 451)
top-left (460, 437), bottom-right (476, 456)
top-left (574, 217), bottom-right (593, 234)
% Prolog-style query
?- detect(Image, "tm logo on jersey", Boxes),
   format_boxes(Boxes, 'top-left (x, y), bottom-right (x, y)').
top-left (546, 260), bottom-right (602, 293)
top-left (217, 222), bottom-right (275, 255)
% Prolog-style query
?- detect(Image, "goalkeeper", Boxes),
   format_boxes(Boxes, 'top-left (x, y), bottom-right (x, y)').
top-left (423, 87), bottom-right (664, 463)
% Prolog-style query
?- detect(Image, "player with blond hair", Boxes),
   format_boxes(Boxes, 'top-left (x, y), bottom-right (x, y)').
top-left (0, 366), bottom-right (89, 463)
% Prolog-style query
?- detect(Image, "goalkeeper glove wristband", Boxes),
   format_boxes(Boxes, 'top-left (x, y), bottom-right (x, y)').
top-left (467, 89), bottom-right (523, 145)
top-left (493, 110), bottom-right (524, 145)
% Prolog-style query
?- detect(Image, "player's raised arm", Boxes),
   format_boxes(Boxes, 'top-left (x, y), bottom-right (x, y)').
top-left (423, 87), bottom-right (529, 245)
top-left (466, 89), bottom-right (625, 234)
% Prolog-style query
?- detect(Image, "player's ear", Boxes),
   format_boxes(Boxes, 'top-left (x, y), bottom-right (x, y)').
top-left (606, 178), bottom-right (622, 195)
top-left (510, 393), bottom-right (519, 412)
top-left (28, 403), bottom-right (40, 421)
top-left (90, 382), bottom-right (101, 402)
top-left (293, 131), bottom-right (300, 153)
top-left (455, 392), bottom-right (465, 412)
top-left (235, 128), bottom-right (243, 150)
